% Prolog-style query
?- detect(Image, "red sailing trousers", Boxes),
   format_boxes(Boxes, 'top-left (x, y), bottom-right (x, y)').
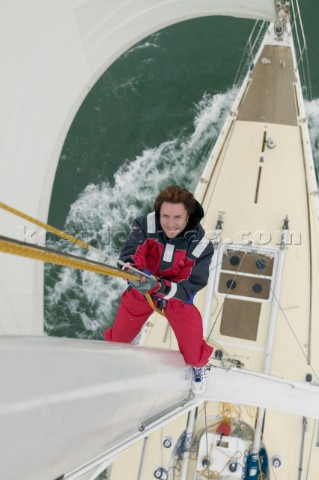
top-left (103, 288), bottom-right (213, 368)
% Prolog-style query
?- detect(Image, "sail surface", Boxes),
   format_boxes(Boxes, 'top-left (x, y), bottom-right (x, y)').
top-left (203, 366), bottom-right (319, 419)
top-left (0, 337), bottom-right (190, 480)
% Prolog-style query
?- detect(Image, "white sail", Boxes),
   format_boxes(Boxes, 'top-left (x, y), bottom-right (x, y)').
top-left (0, 0), bottom-right (277, 335)
top-left (2, 336), bottom-right (318, 480)
top-left (0, 337), bottom-right (190, 480)
top-left (203, 366), bottom-right (319, 419)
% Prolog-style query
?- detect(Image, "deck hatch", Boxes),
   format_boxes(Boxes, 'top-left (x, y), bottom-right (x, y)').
top-left (219, 272), bottom-right (270, 300)
top-left (216, 245), bottom-right (277, 341)
top-left (220, 298), bottom-right (261, 341)
top-left (217, 247), bottom-right (275, 302)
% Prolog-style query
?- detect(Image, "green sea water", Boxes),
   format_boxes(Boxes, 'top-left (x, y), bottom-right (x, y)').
top-left (45, 5), bottom-right (319, 339)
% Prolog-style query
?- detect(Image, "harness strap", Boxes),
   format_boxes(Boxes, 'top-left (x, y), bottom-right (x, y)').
top-left (145, 293), bottom-right (166, 317)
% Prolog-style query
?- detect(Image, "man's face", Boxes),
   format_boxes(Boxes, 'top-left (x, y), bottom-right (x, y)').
top-left (159, 202), bottom-right (189, 239)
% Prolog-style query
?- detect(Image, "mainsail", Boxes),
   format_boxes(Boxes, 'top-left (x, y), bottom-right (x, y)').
top-left (0, 337), bottom-right (190, 480)
top-left (1, 336), bottom-right (319, 480)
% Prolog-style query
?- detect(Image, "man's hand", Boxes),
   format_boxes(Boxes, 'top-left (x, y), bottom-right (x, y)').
top-left (130, 273), bottom-right (160, 295)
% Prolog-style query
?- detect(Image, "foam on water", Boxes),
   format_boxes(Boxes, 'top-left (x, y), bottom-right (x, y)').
top-left (44, 88), bottom-right (237, 338)
top-left (306, 98), bottom-right (319, 172)
top-left (123, 33), bottom-right (164, 56)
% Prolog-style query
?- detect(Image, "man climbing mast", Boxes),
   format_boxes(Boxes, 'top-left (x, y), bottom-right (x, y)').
top-left (103, 185), bottom-right (214, 393)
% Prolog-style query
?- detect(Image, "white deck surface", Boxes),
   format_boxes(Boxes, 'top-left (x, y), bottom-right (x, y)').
top-left (109, 29), bottom-right (319, 480)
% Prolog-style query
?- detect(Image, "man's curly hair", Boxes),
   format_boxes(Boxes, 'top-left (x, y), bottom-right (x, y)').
top-left (154, 186), bottom-right (196, 215)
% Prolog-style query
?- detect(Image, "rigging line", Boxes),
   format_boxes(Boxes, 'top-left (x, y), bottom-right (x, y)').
top-left (0, 201), bottom-right (144, 279)
top-left (0, 200), bottom-right (92, 248)
top-left (298, 417), bottom-right (307, 480)
top-left (234, 20), bottom-right (258, 85)
top-left (233, 20), bottom-right (267, 86)
top-left (304, 419), bottom-right (317, 480)
top-left (252, 249), bottom-right (319, 382)
top-left (0, 235), bottom-right (166, 317)
top-left (252, 248), bottom-right (317, 379)
top-left (136, 437), bottom-right (148, 480)
top-left (0, 235), bottom-right (140, 282)
top-left (0, 201), bottom-right (165, 315)
top-left (203, 402), bottom-right (211, 480)
top-left (299, 123), bottom-right (315, 366)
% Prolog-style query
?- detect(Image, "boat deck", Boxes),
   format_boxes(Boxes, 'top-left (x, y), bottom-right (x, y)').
top-left (195, 41), bottom-right (319, 480)
top-left (237, 44), bottom-right (298, 125)
top-left (109, 39), bottom-right (319, 480)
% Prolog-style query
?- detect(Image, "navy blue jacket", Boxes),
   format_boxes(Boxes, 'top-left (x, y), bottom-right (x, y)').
top-left (119, 201), bottom-right (214, 303)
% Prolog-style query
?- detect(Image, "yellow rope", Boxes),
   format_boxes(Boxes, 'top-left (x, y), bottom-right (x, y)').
top-left (0, 201), bottom-right (89, 249)
top-left (0, 235), bottom-right (140, 281)
top-left (0, 201), bottom-right (167, 316)
top-left (145, 293), bottom-right (166, 317)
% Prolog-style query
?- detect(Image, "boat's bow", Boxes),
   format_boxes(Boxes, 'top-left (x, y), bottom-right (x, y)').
top-left (108, 4), bottom-right (319, 480)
